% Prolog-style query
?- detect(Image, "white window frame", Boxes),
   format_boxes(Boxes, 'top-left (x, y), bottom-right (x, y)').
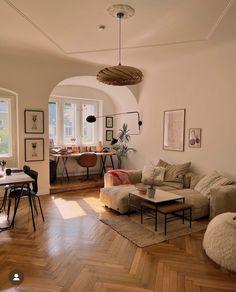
top-left (0, 97), bottom-right (12, 158)
top-left (49, 96), bottom-right (100, 146)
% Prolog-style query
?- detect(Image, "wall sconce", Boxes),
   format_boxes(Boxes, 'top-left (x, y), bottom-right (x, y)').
top-left (86, 111), bottom-right (142, 134)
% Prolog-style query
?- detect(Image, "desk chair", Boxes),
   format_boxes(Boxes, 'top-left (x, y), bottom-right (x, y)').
top-left (7, 166), bottom-right (44, 232)
top-left (75, 153), bottom-right (97, 181)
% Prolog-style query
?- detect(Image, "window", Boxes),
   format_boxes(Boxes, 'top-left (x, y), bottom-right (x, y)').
top-left (0, 98), bottom-right (11, 156)
top-left (48, 102), bottom-right (57, 145)
top-left (48, 97), bottom-right (99, 146)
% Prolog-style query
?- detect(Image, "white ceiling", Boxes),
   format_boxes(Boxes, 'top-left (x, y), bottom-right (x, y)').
top-left (0, 0), bottom-right (235, 66)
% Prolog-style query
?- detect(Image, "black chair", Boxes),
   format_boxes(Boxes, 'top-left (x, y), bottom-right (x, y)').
top-left (7, 166), bottom-right (44, 231)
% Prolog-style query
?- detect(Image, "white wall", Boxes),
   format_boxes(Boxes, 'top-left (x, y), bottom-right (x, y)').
top-left (124, 39), bottom-right (236, 180)
top-left (0, 49), bottom-right (103, 194)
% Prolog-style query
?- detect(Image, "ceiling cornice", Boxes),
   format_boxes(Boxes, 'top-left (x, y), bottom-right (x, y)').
top-left (4, 0), bottom-right (236, 56)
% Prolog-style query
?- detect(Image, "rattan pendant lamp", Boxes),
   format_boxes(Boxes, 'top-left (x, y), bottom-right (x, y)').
top-left (96, 4), bottom-right (143, 86)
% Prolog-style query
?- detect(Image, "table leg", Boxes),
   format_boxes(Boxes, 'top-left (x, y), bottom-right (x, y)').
top-left (100, 155), bottom-right (107, 176)
top-left (155, 205), bottom-right (157, 232)
top-left (190, 208), bottom-right (192, 228)
top-left (164, 214), bottom-right (167, 235)
top-left (128, 194), bottom-right (130, 217)
top-left (110, 155), bottom-right (115, 169)
top-left (28, 195), bottom-right (36, 232)
top-left (61, 157), bottom-right (69, 182)
top-left (141, 206), bottom-right (143, 224)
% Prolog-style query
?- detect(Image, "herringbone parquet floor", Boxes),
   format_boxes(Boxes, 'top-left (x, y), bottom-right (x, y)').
top-left (0, 189), bottom-right (235, 291)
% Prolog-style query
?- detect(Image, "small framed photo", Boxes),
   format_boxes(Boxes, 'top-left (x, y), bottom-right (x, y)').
top-left (25, 138), bottom-right (44, 162)
top-left (106, 117), bottom-right (113, 128)
top-left (25, 110), bottom-right (44, 134)
top-left (189, 128), bottom-right (201, 148)
top-left (106, 130), bottom-right (113, 141)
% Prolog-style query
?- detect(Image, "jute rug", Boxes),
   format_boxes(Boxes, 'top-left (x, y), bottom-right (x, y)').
top-left (99, 213), bottom-right (207, 248)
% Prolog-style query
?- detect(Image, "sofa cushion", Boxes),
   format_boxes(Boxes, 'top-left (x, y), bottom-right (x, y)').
top-left (127, 170), bottom-right (142, 184)
top-left (141, 166), bottom-right (165, 186)
top-left (190, 173), bottom-right (205, 189)
top-left (194, 171), bottom-right (232, 197)
top-left (157, 159), bottom-right (191, 189)
top-left (100, 185), bottom-right (137, 214)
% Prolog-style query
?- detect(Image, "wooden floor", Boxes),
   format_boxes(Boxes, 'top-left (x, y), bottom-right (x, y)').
top-left (0, 189), bottom-right (235, 291)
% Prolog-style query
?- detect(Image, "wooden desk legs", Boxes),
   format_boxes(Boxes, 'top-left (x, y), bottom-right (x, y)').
top-left (56, 157), bottom-right (69, 182)
top-left (100, 155), bottom-right (115, 177)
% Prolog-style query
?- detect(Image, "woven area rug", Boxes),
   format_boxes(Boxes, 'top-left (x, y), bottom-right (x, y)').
top-left (99, 213), bottom-right (207, 248)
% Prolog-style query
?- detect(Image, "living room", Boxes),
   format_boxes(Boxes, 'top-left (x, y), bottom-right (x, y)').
top-left (0, 0), bottom-right (236, 290)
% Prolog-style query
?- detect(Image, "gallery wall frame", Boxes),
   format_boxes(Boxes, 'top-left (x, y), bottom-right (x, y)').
top-left (105, 116), bottom-right (113, 128)
top-left (25, 138), bottom-right (44, 162)
top-left (163, 109), bottom-right (186, 151)
top-left (24, 110), bottom-right (44, 134)
top-left (189, 128), bottom-right (201, 148)
top-left (106, 130), bottom-right (113, 141)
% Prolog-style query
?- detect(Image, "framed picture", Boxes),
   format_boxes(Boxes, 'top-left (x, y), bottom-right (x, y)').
top-left (189, 128), bottom-right (201, 148)
top-left (106, 117), bottom-right (113, 128)
top-left (24, 110), bottom-right (44, 134)
top-left (163, 109), bottom-right (186, 151)
top-left (106, 130), bottom-right (113, 141)
top-left (25, 138), bottom-right (44, 162)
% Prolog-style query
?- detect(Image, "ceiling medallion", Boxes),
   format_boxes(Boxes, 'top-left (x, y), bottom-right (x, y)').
top-left (97, 4), bottom-right (143, 86)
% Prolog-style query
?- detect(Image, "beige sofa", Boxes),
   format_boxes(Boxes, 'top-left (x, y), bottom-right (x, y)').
top-left (100, 170), bottom-right (236, 220)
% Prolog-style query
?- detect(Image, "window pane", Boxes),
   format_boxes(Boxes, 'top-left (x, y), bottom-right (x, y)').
top-left (0, 100), bottom-right (10, 155)
top-left (82, 103), bottom-right (95, 145)
top-left (64, 102), bottom-right (76, 145)
top-left (48, 102), bottom-right (57, 145)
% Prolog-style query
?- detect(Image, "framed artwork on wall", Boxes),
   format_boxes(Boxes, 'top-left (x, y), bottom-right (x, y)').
top-left (24, 110), bottom-right (44, 134)
top-left (25, 138), bottom-right (44, 162)
top-left (106, 116), bottom-right (113, 128)
top-left (189, 128), bottom-right (201, 148)
top-left (106, 130), bottom-right (113, 141)
top-left (163, 109), bottom-right (186, 151)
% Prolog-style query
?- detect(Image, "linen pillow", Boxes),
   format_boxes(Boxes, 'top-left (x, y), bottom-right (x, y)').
top-left (194, 171), bottom-right (232, 197)
top-left (141, 166), bottom-right (166, 186)
top-left (157, 159), bottom-right (191, 184)
top-left (190, 173), bottom-right (205, 189)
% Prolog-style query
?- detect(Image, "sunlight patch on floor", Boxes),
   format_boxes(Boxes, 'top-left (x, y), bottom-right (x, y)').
top-left (82, 197), bottom-right (104, 213)
top-left (52, 197), bottom-right (86, 219)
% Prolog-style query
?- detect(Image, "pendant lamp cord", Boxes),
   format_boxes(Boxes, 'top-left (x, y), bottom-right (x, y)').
top-left (117, 12), bottom-right (123, 66)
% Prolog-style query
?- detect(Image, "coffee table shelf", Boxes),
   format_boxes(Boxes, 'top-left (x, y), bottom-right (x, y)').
top-left (128, 189), bottom-right (187, 233)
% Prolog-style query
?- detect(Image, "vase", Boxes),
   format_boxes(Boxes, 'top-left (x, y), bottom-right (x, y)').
top-left (96, 141), bottom-right (103, 152)
top-left (147, 187), bottom-right (155, 198)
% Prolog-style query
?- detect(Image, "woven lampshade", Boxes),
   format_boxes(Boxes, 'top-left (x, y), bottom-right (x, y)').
top-left (97, 4), bottom-right (143, 86)
top-left (97, 64), bottom-right (143, 86)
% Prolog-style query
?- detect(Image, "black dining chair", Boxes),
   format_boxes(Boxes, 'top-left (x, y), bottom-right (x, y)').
top-left (7, 165), bottom-right (45, 231)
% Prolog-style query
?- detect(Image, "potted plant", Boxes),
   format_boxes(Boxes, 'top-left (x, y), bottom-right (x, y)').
top-left (112, 123), bottom-right (136, 168)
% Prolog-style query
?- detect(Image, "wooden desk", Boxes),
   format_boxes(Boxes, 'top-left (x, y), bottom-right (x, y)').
top-left (50, 152), bottom-right (117, 181)
top-left (0, 171), bottom-right (34, 231)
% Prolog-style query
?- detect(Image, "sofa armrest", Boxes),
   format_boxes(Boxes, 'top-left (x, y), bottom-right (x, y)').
top-left (209, 184), bottom-right (236, 219)
top-left (104, 173), bottom-right (114, 187)
top-left (104, 170), bottom-right (142, 187)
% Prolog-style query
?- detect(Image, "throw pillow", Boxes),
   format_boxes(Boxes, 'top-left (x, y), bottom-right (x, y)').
top-left (194, 171), bottom-right (232, 197)
top-left (157, 159), bottom-right (191, 184)
top-left (190, 173), bottom-right (205, 189)
top-left (108, 169), bottom-right (131, 186)
top-left (141, 166), bottom-right (166, 186)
